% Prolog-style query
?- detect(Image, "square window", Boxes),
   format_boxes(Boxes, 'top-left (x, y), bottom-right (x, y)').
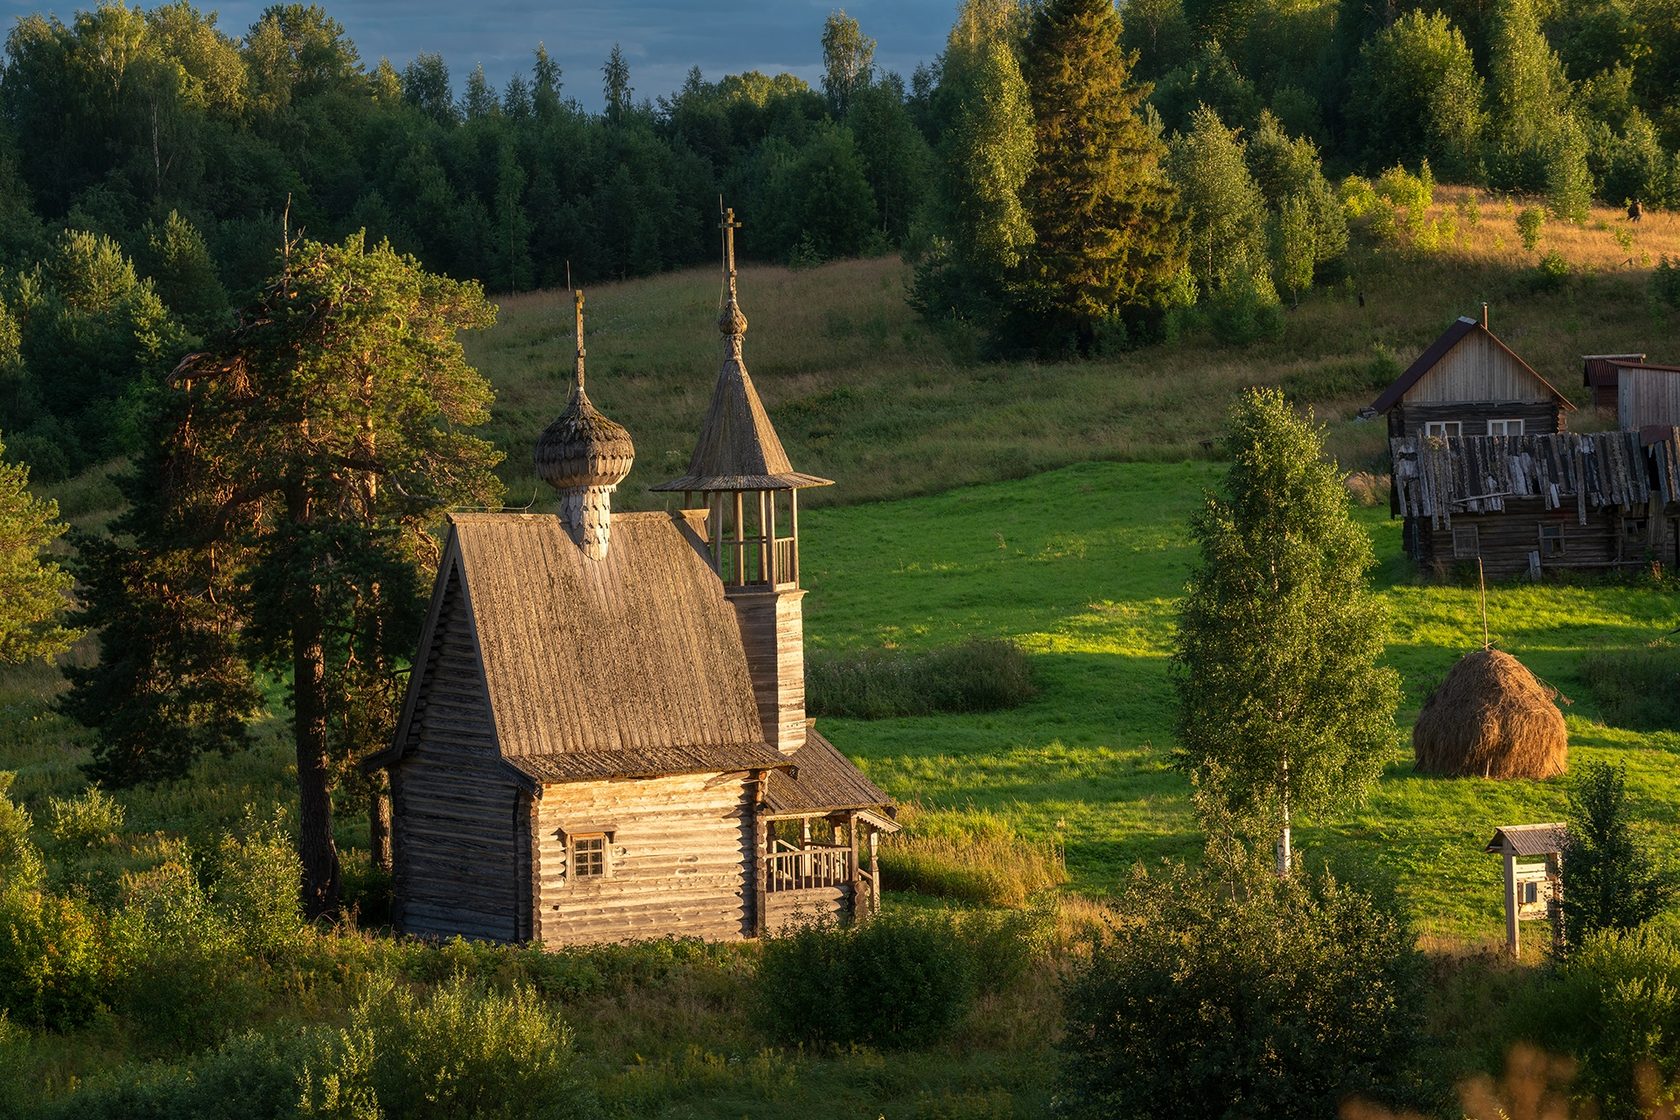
top-left (1488, 419), bottom-right (1525, 437)
top-left (1452, 525), bottom-right (1480, 559)
top-left (1539, 524), bottom-right (1565, 558)
top-left (571, 834), bottom-right (606, 880)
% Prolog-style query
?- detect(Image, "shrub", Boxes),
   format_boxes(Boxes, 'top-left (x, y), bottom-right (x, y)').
top-left (806, 638), bottom-right (1035, 720)
top-left (1059, 865), bottom-right (1433, 1119)
top-left (42, 1028), bottom-right (314, 1120)
top-left (1562, 762), bottom-right (1672, 945)
top-left (303, 974), bottom-right (584, 1120)
top-left (1206, 264), bottom-right (1284, 345)
top-left (1517, 930), bottom-right (1680, 1119)
top-left (759, 910), bottom-right (1015, 1048)
top-left (1655, 255), bottom-right (1680, 309)
top-left (45, 785), bottom-right (124, 849)
top-left (1531, 249), bottom-right (1572, 291)
top-left (208, 810), bottom-right (304, 959)
top-left (1517, 205), bottom-right (1545, 251)
top-left (879, 806), bottom-right (1067, 907)
top-left (0, 886), bottom-right (104, 1030)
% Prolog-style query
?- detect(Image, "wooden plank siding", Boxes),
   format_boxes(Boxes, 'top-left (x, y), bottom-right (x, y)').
top-left (727, 586), bottom-right (808, 755)
top-left (389, 565), bottom-right (522, 942)
top-left (1406, 332), bottom-right (1556, 404)
top-left (534, 772), bottom-right (757, 945)
top-left (1619, 367), bottom-right (1680, 430)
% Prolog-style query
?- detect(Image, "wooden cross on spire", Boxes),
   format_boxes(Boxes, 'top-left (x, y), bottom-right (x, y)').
top-left (573, 288), bottom-right (587, 392)
top-left (721, 206), bottom-right (742, 294)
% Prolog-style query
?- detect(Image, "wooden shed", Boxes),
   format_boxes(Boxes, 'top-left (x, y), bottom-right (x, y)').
top-left (368, 220), bottom-right (895, 945)
top-left (1368, 311), bottom-right (1573, 442)
top-left (1485, 823), bottom-right (1566, 957)
top-left (1390, 429), bottom-right (1680, 577)
top-left (1582, 353), bottom-right (1649, 410)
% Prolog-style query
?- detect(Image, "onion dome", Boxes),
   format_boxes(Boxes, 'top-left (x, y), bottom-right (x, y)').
top-left (535, 291), bottom-right (634, 560)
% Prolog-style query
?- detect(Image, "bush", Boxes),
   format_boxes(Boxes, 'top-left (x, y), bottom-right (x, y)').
top-left (1517, 930), bottom-right (1680, 1120)
top-left (1059, 865), bottom-right (1433, 1119)
top-left (1206, 264), bottom-right (1284, 345)
top-left (1655, 255), bottom-right (1680, 310)
top-left (42, 1028), bottom-right (314, 1120)
top-left (207, 810), bottom-right (304, 959)
top-left (1517, 205), bottom-right (1545, 251)
top-left (1530, 249), bottom-right (1572, 291)
top-left (806, 638), bottom-right (1035, 720)
top-left (758, 910), bottom-right (1018, 1048)
top-left (0, 886), bottom-right (104, 1030)
top-left (303, 974), bottom-right (583, 1120)
top-left (45, 785), bottom-right (124, 849)
top-left (879, 806), bottom-right (1067, 907)
top-left (1563, 761), bottom-right (1672, 944)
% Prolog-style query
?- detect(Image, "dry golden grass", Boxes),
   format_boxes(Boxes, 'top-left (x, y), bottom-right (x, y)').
top-left (469, 189), bottom-right (1680, 511)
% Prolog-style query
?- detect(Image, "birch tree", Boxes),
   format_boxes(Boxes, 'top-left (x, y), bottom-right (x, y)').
top-left (1172, 388), bottom-right (1399, 877)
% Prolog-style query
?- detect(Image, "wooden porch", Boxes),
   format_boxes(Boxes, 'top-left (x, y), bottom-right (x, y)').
top-left (757, 826), bottom-right (882, 934)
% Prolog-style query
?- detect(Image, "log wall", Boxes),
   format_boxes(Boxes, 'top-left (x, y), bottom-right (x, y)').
top-left (765, 885), bottom-right (851, 932)
top-left (390, 566), bottom-right (521, 942)
top-left (534, 772), bottom-right (757, 945)
top-left (1388, 400), bottom-right (1563, 440)
top-left (1410, 503), bottom-right (1679, 578)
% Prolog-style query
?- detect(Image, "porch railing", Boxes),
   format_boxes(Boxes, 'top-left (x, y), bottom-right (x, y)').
top-left (766, 843), bottom-right (850, 892)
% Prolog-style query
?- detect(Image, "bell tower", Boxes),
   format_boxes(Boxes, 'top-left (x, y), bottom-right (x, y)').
top-left (653, 207), bottom-right (831, 754)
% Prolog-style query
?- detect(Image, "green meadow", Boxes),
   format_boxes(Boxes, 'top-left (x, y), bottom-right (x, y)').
top-left (799, 459), bottom-right (1680, 944)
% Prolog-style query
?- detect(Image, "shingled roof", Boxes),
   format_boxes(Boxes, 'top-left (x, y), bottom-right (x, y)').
top-left (1390, 430), bottom-right (1680, 528)
top-left (652, 356), bottom-right (833, 492)
top-left (764, 731), bottom-right (893, 816)
top-left (375, 509), bottom-right (785, 780)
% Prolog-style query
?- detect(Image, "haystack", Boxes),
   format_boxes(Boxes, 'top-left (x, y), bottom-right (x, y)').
top-left (1413, 648), bottom-right (1568, 779)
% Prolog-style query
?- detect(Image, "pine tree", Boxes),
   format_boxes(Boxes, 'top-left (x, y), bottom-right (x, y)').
top-left (137, 210), bottom-right (230, 338)
top-left (1019, 0), bottom-right (1183, 353)
top-left (65, 235), bottom-right (503, 915)
top-left (1173, 389), bottom-right (1399, 877)
top-left (603, 45), bottom-right (633, 121)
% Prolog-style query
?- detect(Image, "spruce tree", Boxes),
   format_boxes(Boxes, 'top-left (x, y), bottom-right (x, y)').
top-left (1172, 389), bottom-right (1399, 877)
top-left (1019, 0), bottom-right (1182, 353)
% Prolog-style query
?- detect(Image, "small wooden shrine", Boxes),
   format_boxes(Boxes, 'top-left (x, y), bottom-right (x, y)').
top-left (367, 210), bottom-right (895, 945)
top-left (1485, 823), bottom-right (1567, 957)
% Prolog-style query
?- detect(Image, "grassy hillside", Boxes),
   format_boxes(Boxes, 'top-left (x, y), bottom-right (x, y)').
top-left (472, 188), bottom-right (1680, 511)
top-left (799, 460), bottom-right (1679, 944)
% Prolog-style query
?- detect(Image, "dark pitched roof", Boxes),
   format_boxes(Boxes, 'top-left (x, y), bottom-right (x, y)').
top-left (1486, 823), bottom-right (1567, 857)
top-left (1389, 429), bottom-right (1680, 526)
top-left (376, 509), bottom-right (774, 778)
top-left (506, 743), bottom-right (788, 784)
top-left (763, 730), bottom-right (893, 815)
top-left (1583, 353), bottom-right (1649, 389)
top-left (1370, 316), bottom-right (1572, 414)
top-left (652, 354), bottom-right (831, 493)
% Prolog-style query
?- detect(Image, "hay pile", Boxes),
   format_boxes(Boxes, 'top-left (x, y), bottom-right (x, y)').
top-left (1413, 648), bottom-right (1568, 779)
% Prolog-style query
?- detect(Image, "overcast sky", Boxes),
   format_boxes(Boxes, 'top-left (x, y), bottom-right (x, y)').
top-left (0, 0), bottom-right (955, 110)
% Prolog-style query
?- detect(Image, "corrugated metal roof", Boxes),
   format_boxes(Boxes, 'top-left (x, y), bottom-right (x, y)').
top-left (1486, 823), bottom-right (1567, 856)
top-left (763, 730), bottom-right (892, 815)
top-left (1389, 430), bottom-right (1680, 528)
top-left (1371, 316), bottom-right (1572, 414)
top-left (450, 510), bottom-right (767, 758)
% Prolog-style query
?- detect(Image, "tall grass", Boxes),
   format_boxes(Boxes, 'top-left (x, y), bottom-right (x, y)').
top-left (806, 638), bottom-right (1035, 719)
top-left (1581, 643), bottom-right (1680, 730)
top-left (880, 806), bottom-right (1068, 908)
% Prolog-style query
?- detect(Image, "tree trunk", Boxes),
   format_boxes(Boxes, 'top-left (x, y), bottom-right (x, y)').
top-left (294, 599), bottom-right (341, 918)
top-left (1276, 755), bottom-right (1293, 879)
top-left (369, 776), bottom-right (393, 875)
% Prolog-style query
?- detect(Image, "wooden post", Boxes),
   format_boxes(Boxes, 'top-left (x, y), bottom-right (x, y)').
top-left (759, 490), bottom-right (771, 583)
top-left (868, 828), bottom-right (880, 916)
top-left (753, 791), bottom-right (769, 938)
top-left (765, 489), bottom-right (777, 585)
top-left (733, 492), bottom-right (746, 586)
top-left (789, 490), bottom-right (799, 587)
top-left (846, 811), bottom-right (861, 920)
top-left (1548, 851), bottom-right (1565, 955)
top-left (800, 816), bottom-right (811, 885)
top-left (1504, 850), bottom-right (1520, 958)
